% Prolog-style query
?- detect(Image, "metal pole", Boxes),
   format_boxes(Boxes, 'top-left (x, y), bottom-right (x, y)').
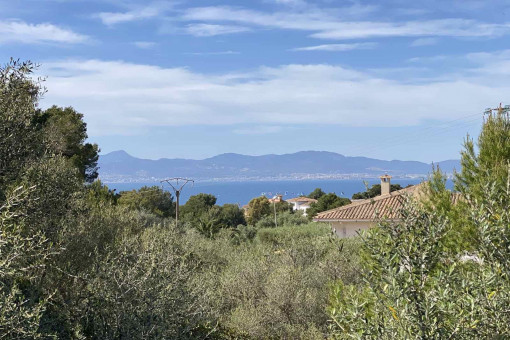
top-left (273, 200), bottom-right (278, 228)
top-left (160, 178), bottom-right (194, 228)
top-left (175, 190), bottom-right (180, 225)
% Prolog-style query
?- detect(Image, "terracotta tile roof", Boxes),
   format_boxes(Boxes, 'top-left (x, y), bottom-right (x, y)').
top-left (286, 196), bottom-right (318, 203)
top-left (314, 185), bottom-right (419, 221)
top-left (314, 184), bottom-right (463, 222)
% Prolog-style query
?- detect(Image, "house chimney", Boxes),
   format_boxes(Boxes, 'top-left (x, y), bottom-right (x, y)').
top-left (380, 174), bottom-right (391, 195)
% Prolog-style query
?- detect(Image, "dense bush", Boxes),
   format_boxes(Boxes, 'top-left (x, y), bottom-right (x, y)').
top-left (256, 222), bottom-right (329, 245)
top-left (328, 179), bottom-right (510, 339)
top-left (0, 187), bottom-right (55, 338)
top-left (307, 187), bottom-right (326, 199)
top-left (189, 223), bottom-right (362, 339)
top-left (118, 185), bottom-right (175, 218)
top-left (74, 225), bottom-right (207, 339)
top-left (0, 60), bottom-right (45, 199)
top-left (255, 210), bottom-right (308, 229)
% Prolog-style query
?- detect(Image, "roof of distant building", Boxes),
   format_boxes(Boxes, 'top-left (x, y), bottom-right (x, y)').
top-left (286, 196), bottom-right (318, 203)
top-left (314, 184), bottom-right (417, 221)
top-left (314, 184), bottom-right (462, 221)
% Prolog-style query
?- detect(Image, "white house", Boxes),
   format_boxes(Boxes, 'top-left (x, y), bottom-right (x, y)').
top-left (286, 196), bottom-right (318, 216)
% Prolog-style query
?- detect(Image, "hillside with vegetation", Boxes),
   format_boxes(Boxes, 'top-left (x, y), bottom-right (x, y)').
top-left (1, 59), bottom-right (510, 339)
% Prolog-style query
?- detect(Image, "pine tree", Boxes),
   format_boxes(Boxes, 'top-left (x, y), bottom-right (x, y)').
top-left (456, 105), bottom-right (510, 201)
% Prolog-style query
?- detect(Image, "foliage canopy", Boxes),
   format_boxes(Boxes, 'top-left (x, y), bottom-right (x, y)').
top-left (3, 58), bottom-right (510, 339)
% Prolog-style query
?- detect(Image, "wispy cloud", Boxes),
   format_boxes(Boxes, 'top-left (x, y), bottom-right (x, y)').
top-left (0, 20), bottom-right (89, 44)
top-left (465, 50), bottom-right (510, 76)
top-left (311, 19), bottom-right (510, 40)
top-left (98, 8), bottom-right (159, 25)
top-left (96, 2), bottom-right (174, 26)
top-left (185, 23), bottom-right (251, 37)
top-left (184, 6), bottom-right (510, 40)
top-left (292, 42), bottom-right (377, 51)
top-left (407, 55), bottom-right (448, 63)
top-left (410, 37), bottom-right (437, 46)
top-left (40, 54), bottom-right (510, 136)
top-left (132, 41), bottom-right (157, 49)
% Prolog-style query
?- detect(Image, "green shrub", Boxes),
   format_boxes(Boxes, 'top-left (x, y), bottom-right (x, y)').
top-left (118, 185), bottom-right (174, 218)
top-left (256, 222), bottom-right (330, 246)
top-left (0, 186), bottom-right (55, 338)
top-left (74, 225), bottom-right (207, 339)
top-left (189, 224), bottom-right (362, 339)
top-left (255, 210), bottom-right (308, 229)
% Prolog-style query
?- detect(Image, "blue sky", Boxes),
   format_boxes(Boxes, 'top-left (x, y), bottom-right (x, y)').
top-left (1, 0), bottom-right (509, 162)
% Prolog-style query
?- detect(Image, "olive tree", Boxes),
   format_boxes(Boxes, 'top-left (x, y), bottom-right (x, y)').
top-left (0, 59), bottom-right (44, 198)
top-left (0, 186), bottom-right (56, 338)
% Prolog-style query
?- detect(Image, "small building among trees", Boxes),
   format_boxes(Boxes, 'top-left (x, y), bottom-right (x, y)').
top-left (285, 196), bottom-right (317, 216)
top-left (314, 175), bottom-right (420, 237)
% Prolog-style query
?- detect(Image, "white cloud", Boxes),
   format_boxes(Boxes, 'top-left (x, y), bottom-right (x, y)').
top-left (411, 37), bottom-right (437, 46)
top-left (310, 19), bottom-right (510, 40)
top-left (184, 6), bottom-right (510, 40)
top-left (292, 42), bottom-right (377, 51)
top-left (133, 41), bottom-right (157, 49)
top-left (407, 55), bottom-right (448, 63)
top-left (185, 24), bottom-right (251, 37)
top-left (0, 20), bottom-right (89, 44)
top-left (464, 50), bottom-right (510, 76)
top-left (98, 9), bottom-right (159, 25)
top-left (39, 55), bottom-right (510, 137)
top-left (96, 2), bottom-right (173, 25)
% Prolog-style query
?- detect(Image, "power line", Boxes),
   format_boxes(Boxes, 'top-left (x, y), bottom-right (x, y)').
top-left (344, 113), bottom-right (482, 158)
top-left (350, 114), bottom-right (480, 155)
top-left (347, 113), bottom-right (480, 154)
top-left (365, 117), bottom-right (480, 155)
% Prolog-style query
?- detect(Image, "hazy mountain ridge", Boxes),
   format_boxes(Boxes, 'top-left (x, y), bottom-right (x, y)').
top-left (98, 150), bottom-right (460, 183)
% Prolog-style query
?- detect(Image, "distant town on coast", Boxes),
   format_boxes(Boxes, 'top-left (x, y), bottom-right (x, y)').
top-left (98, 150), bottom-right (460, 183)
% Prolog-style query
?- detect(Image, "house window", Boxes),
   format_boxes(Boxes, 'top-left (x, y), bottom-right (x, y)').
top-left (342, 226), bottom-right (347, 238)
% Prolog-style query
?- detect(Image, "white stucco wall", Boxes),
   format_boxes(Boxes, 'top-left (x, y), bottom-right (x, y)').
top-left (291, 202), bottom-right (312, 216)
top-left (328, 221), bottom-right (375, 238)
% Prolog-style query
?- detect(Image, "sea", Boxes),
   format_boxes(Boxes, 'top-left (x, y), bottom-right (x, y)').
top-left (104, 178), bottom-right (452, 206)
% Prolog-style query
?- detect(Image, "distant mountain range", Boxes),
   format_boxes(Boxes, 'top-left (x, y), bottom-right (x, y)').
top-left (98, 150), bottom-right (460, 183)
